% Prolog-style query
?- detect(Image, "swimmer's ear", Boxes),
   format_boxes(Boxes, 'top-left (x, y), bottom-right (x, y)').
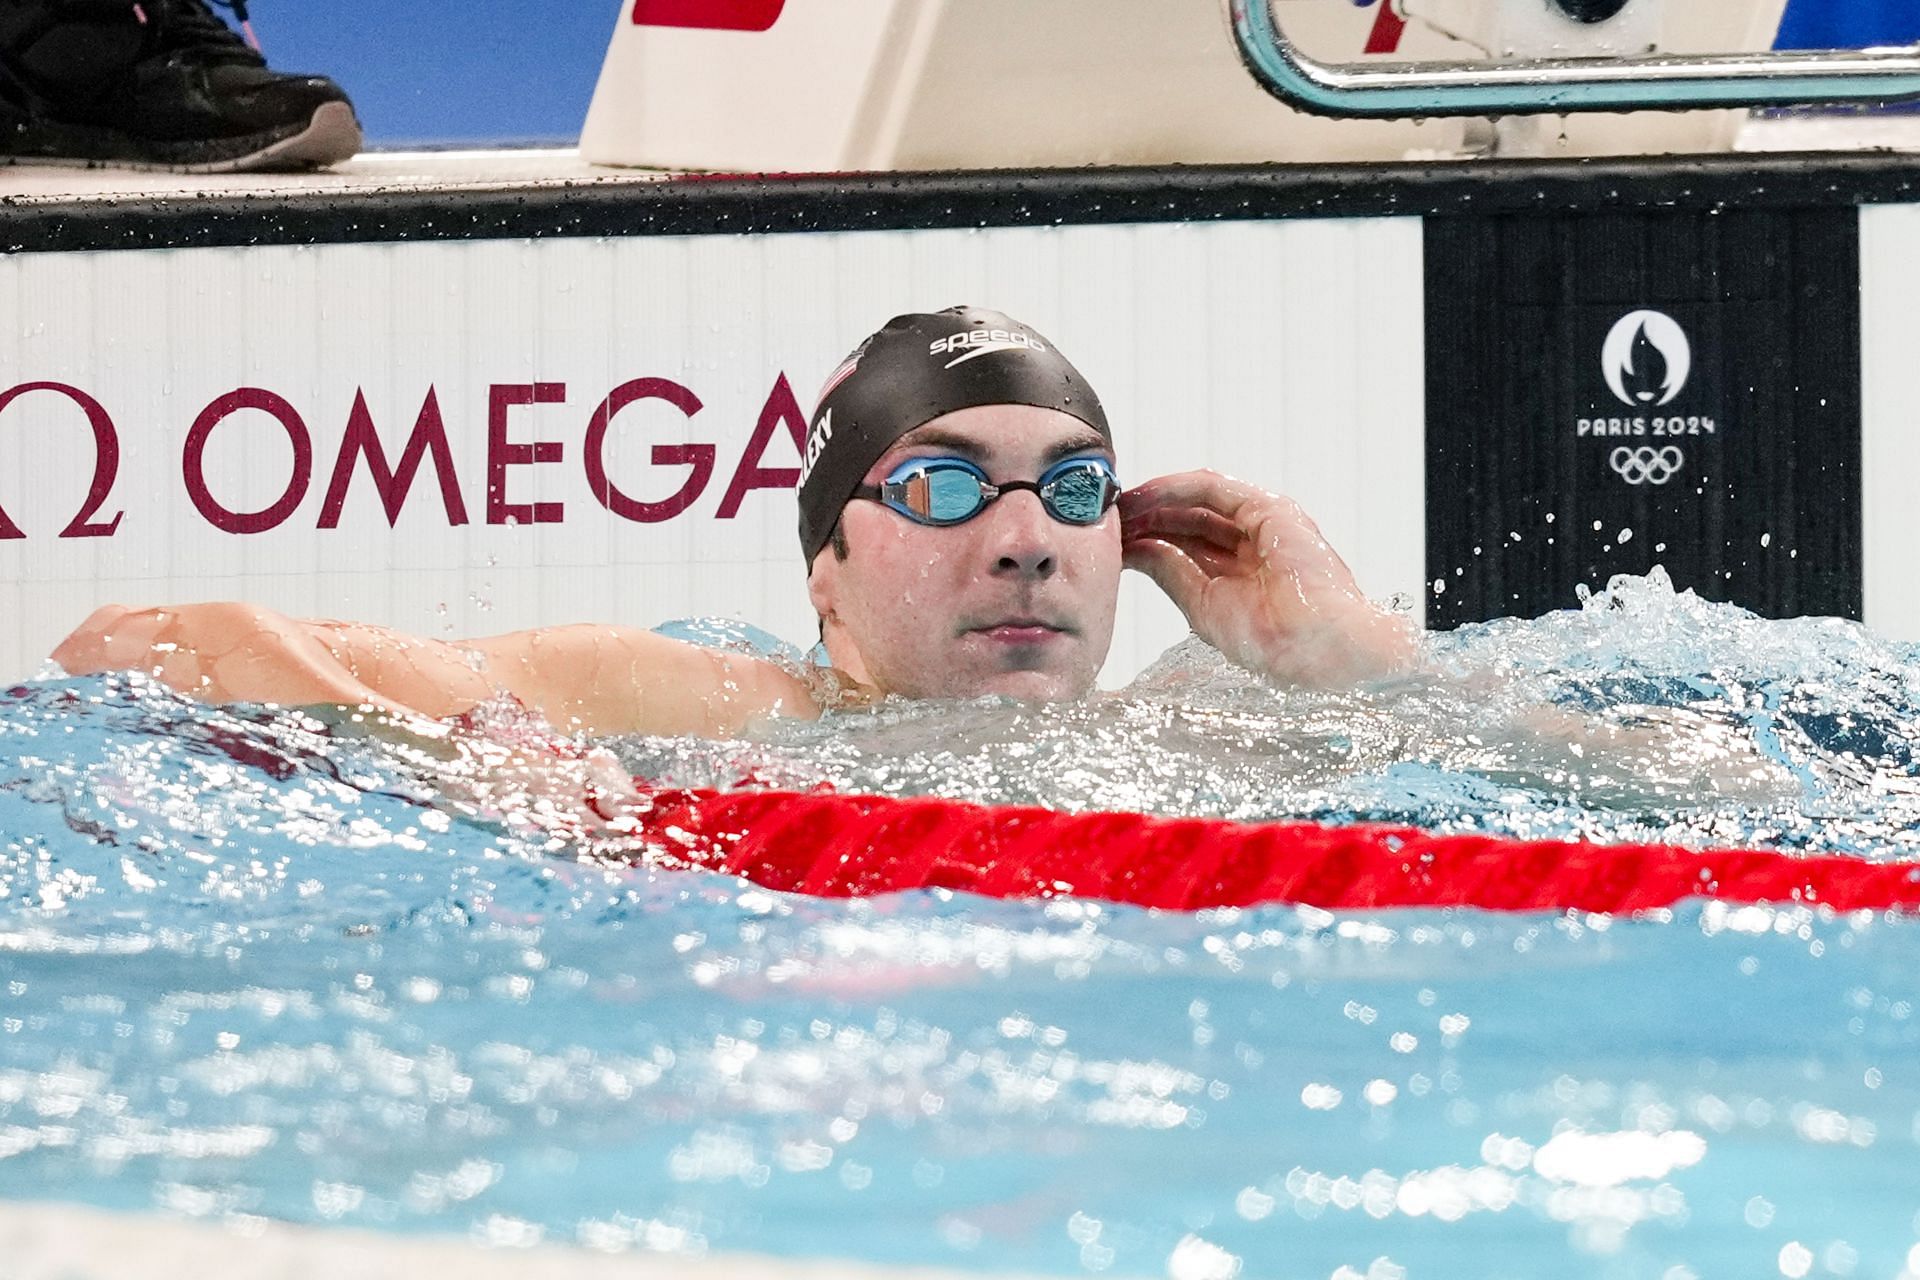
top-left (806, 543), bottom-right (839, 624)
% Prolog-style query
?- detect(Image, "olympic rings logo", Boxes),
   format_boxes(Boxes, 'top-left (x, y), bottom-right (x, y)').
top-left (1609, 445), bottom-right (1684, 485)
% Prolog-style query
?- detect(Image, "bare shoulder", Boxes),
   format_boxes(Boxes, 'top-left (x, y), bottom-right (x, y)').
top-left (469, 623), bottom-right (822, 738)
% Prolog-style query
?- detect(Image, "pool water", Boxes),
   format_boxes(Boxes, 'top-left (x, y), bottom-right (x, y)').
top-left (4, 571), bottom-right (1920, 1279)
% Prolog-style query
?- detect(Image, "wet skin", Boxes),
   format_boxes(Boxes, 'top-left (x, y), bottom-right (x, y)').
top-left (51, 407), bottom-right (1415, 735)
top-left (808, 405), bottom-right (1123, 702)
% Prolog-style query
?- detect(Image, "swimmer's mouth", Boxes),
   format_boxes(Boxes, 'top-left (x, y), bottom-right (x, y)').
top-left (965, 617), bottom-right (1075, 641)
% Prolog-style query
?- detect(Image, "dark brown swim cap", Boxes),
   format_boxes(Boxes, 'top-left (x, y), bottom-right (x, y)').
top-left (797, 306), bottom-right (1110, 564)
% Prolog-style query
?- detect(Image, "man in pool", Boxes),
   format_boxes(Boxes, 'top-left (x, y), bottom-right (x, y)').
top-left (51, 307), bottom-right (1415, 736)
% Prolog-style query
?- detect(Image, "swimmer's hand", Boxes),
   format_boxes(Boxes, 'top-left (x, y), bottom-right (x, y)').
top-left (1120, 471), bottom-right (1416, 688)
top-left (52, 603), bottom-right (420, 718)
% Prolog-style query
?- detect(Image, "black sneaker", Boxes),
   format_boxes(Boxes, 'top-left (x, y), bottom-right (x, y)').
top-left (0, 0), bottom-right (361, 172)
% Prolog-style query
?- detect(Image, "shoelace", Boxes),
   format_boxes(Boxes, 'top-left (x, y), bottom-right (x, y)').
top-left (130, 0), bottom-right (263, 59)
top-left (208, 0), bottom-right (260, 52)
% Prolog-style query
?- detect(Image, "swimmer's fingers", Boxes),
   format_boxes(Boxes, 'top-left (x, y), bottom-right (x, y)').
top-left (51, 603), bottom-right (166, 675)
top-left (1123, 536), bottom-right (1214, 605)
top-left (1124, 473), bottom-right (1326, 565)
top-left (1125, 531), bottom-right (1241, 579)
top-left (48, 605), bottom-right (119, 673)
top-left (1120, 502), bottom-right (1246, 554)
top-left (1120, 471), bottom-right (1265, 525)
top-left (74, 603), bottom-right (133, 634)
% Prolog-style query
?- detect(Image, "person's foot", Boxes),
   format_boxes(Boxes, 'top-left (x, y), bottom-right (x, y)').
top-left (0, 0), bottom-right (360, 173)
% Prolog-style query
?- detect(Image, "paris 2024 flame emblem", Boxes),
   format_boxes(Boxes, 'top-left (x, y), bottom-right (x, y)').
top-left (1602, 309), bottom-right (1691, 408)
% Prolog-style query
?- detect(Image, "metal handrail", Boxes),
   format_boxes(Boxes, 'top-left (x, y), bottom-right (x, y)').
top-left (1229, 0), bottom-right (1920, 117)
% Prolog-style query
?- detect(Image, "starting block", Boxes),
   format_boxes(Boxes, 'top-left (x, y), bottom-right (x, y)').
top-left (581, 0), bottom-right (1790, 171)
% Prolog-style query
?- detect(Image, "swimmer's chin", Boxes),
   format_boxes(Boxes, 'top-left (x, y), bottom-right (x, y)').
top-left (848, 668), bottom-right (1094, 704)
top-left (946, 668), bottom-right (1097, 703)
top-left (853, 659), bottom-right (1099, 703)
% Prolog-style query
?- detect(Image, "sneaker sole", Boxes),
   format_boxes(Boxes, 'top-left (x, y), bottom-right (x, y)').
top-left (0, 99), bottom-right (363, 174)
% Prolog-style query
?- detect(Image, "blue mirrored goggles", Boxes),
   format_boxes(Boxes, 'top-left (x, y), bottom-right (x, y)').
top-left (852, 456), bottom-right (1119, 528)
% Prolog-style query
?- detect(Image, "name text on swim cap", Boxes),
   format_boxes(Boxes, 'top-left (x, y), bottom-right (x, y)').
top-left (798, 409), bottom-right (833, 487)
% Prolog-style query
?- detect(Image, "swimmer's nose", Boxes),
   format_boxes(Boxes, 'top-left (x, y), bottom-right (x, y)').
top-left (995, 546), bottom-right (1057, 579)
top-left (986, 490), bottom-right (1057, 580)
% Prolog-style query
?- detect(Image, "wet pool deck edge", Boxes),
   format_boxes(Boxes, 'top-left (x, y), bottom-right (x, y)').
top-left (2, 142), bottom-right (1919, 256)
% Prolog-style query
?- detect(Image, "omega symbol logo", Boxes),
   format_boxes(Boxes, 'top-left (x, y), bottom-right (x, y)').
top-left (1602, 309), bottom-right (1691, 408)
top-left (1610, 445), bottom-right (1684, 485)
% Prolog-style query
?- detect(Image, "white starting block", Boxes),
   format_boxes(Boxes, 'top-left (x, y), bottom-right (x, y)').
top-left (580, 0), bottom-right (1789, 171)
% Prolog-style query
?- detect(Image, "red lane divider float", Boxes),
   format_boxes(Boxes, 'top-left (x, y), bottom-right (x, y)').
top-left (619, 786), bottom-right (1920, 914)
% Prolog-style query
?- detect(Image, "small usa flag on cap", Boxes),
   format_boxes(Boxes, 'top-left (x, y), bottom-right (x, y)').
top-left (815, 338), bottom-right (871, 409)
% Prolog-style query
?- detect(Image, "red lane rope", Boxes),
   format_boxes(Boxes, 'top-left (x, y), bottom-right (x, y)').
top-left (622, 787), bottom-right (1920, 913)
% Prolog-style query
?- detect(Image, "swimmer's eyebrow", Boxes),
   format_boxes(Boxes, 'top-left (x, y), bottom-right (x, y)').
top-left (889, 425), bottom-right (990, 461)
top-left (888, 426), bottom-right (1114, 468)
top-left (1040, 430), bottom-right (1115, 466)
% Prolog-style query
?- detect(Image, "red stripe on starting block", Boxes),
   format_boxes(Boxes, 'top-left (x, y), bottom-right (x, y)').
top-left (632, 0), bottom-right (785, 32)
top-left (1365, 2), bottom-right (1408, 54)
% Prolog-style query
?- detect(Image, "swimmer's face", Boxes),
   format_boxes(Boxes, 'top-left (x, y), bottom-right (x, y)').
top-left (808, 404), bottom-right (1122, 701)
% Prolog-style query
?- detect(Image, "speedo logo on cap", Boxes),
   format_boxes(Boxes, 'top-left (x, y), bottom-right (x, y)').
top-left (929, 328), bottom-right (1048, 369)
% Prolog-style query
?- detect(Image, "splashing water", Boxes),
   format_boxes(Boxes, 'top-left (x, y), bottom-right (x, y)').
top-left (3, 572), bottom-right (1920, 1278)
top-left (636, 569), bottom-right (1920, 857)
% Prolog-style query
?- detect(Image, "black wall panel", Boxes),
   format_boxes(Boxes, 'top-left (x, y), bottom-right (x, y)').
top-left (1424, 208), bottom-right (1861, 627)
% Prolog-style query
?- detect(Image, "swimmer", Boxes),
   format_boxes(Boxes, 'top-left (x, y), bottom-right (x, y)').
top-left (51, 307), bottom-right (1415, 737)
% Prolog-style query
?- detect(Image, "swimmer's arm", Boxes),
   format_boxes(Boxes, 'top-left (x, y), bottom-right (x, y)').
top-left (442, 623), bottom-right (819, 737)
top-left (53, 604), bottom-right (819, 737)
